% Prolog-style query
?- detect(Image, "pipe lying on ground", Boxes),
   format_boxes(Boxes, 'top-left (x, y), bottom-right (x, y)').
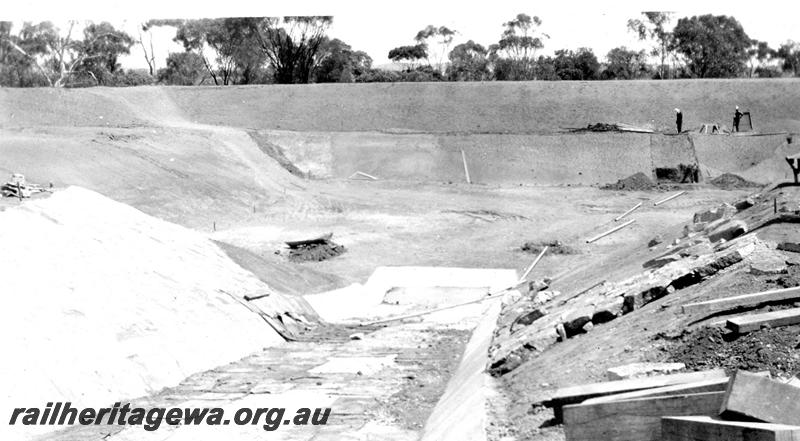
top-left (586, 219), bottom-right (636, 243)
top-left (349, 171), bottom-right (378, 180)
top-left (518, 245), bottom-right (549, 283)
top-left (361, 282), bottom-right (524, 326)
top-left (614, 202), bottom-right (642, 221)
top-left (361, 248), bottom-right (549, 326)
top-left (654, 191), bottom-right (686, 206)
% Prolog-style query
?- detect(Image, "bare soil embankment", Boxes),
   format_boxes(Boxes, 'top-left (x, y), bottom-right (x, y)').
top-left (3, 80), bottom-right (800, 133)
top-left (0, 187), bottom-right (318, 439)
top-left (162, 80), bottom-right (800, 134)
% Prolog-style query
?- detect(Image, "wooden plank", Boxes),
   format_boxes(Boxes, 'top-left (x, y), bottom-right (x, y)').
top-left (726, 308), bottom-right (800, 333)
top-left (583, 371), bottom-right (771, 405)
top-left (682, 287), bottom-right (800, 316)
top-left (285, 233), bottom-right (333, 248)
top-left (563, 392), bottom-right (725, 441)
top-left (662, 416), bottom-right (800, 441)
top-left (722, 370), bottom-right (800, 425)
top-left (582, 378), bottom-right (730, 405)
top-left (543, 369), bottom-right (727, 422)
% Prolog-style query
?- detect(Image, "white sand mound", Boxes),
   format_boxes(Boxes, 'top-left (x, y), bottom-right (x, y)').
top-left (0, 187), bottom-right (289, 433)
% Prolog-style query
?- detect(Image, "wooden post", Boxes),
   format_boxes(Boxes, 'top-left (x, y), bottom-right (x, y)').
top-left (519, 246), bottom-right (549, 283)
top-left (654, 191), bottom-right (686, 206)
top-left (16, 182), bottom-right (22, 201)
top-left (461, 149), bottom-right (471, 184)
top-left (615, 202), bottom-right (642, 222)
top-left (586, 219), bottom-right (636, 243)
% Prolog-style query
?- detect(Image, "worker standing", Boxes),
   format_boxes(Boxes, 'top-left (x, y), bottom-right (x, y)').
top-left (733, 106), bottom-right (743, 132)
top-left (675, 108), bottom-right (683, 133)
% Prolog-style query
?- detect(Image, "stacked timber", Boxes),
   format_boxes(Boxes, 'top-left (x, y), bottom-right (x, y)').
top-left (541, 369), bottom-right (800, 441)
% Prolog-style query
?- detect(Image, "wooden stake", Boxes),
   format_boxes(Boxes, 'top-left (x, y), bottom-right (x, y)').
top-left (586, 219), bottom-right (636, 243)
top-left (614, 202), bottom-right (642, 221)
top-left (654, 191), bottom-right (686, 206)
top-left (461, 149), bottom-right (471, 184)
top-left (519, 246), bottom-right (549, 283)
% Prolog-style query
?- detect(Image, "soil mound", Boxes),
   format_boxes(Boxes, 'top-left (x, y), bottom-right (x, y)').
top-left (663, 324), bottom-right (800, 377)
top-left (0, 187), bottom-right (309, 428)
top-left (601, 172), bottom-right (655, 191)
top-left (710, 173), bottom-right (761, 190)
top-left (286, 238), bottom-right (347, 262)
top-left (520, 240), bottom-right (577, 255)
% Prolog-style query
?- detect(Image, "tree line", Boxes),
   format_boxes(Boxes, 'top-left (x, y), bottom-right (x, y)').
top-left (1, 13), bottom-right (799, 87)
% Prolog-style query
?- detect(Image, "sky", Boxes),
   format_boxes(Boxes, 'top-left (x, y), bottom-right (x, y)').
top-left (4, 0), bottom-right (800, 71)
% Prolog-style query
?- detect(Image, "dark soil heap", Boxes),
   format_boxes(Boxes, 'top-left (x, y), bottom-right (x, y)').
top-left (710, 173), bottom-right (761, 190)
top-left (520, 239), bottom-right (577, 255)
top-left (663, 324), bottom-right (800, 377)
top-left (286, 239), bottom-right (347, 262)
top-left (601, 172), bottom-right (656, 191)
top-left (584, 123), bottom-right (622, 132)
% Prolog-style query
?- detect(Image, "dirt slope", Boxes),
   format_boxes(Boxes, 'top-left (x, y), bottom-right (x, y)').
top-left (2, 80), bottom-right (799, 134)
top-left (493, 185), bottom-right (800, 440)
top-left (0, 187), bottom-right (316, 439)
top-left (165, 80), bottom-right (800, 134)
top-left (0, 85), bottom-right (316, 229)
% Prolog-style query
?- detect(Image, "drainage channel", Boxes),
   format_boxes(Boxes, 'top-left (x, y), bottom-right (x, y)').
top-left (37, 267), bottom-right (513, 441)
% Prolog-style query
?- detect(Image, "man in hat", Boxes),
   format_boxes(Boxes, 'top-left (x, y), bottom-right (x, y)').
top-left (733, 106), bottom-right (743, 132)
top-left (675, 108), bottom-right (683, 133)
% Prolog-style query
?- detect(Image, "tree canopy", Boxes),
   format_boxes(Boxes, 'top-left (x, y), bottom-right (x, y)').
top-left (670, 14), bottom-right (752, 78)
top-left (488, 13), bottom-right (550, 80)
top-left (3, 13), bottom-right (798, 87)
top-left (414, 25), bottom-right (457, 72)
top-left (627, 12), bottom-right (673, 78)
top-left (603, 46), bottom-right (649, 79)
top-left (315, 38), bottom-right (372, 83)
top-left (447, 40), bottom-right (490, 81)
top-left (0, 20), bottom-right (133, 87)
top-left (552, 47), bottom-right (600, 80)
top-left (776, 41), bottom-right (800, 76)
top-left (250, 16), bottom-right (333, 84)
top-left (388, 44), bottom-right (428, 68)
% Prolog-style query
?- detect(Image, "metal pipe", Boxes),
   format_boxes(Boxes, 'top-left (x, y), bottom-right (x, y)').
top-left (360, 283), bottom-right (521, 326)
top-left (518, 246), bottom-right (549, 283)
top-left (614, 202), bottom-right (642, 221)
top-left (586, 219), bottom-right (636, 243)
top-left (654, 191), bottom-right (686, 206)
